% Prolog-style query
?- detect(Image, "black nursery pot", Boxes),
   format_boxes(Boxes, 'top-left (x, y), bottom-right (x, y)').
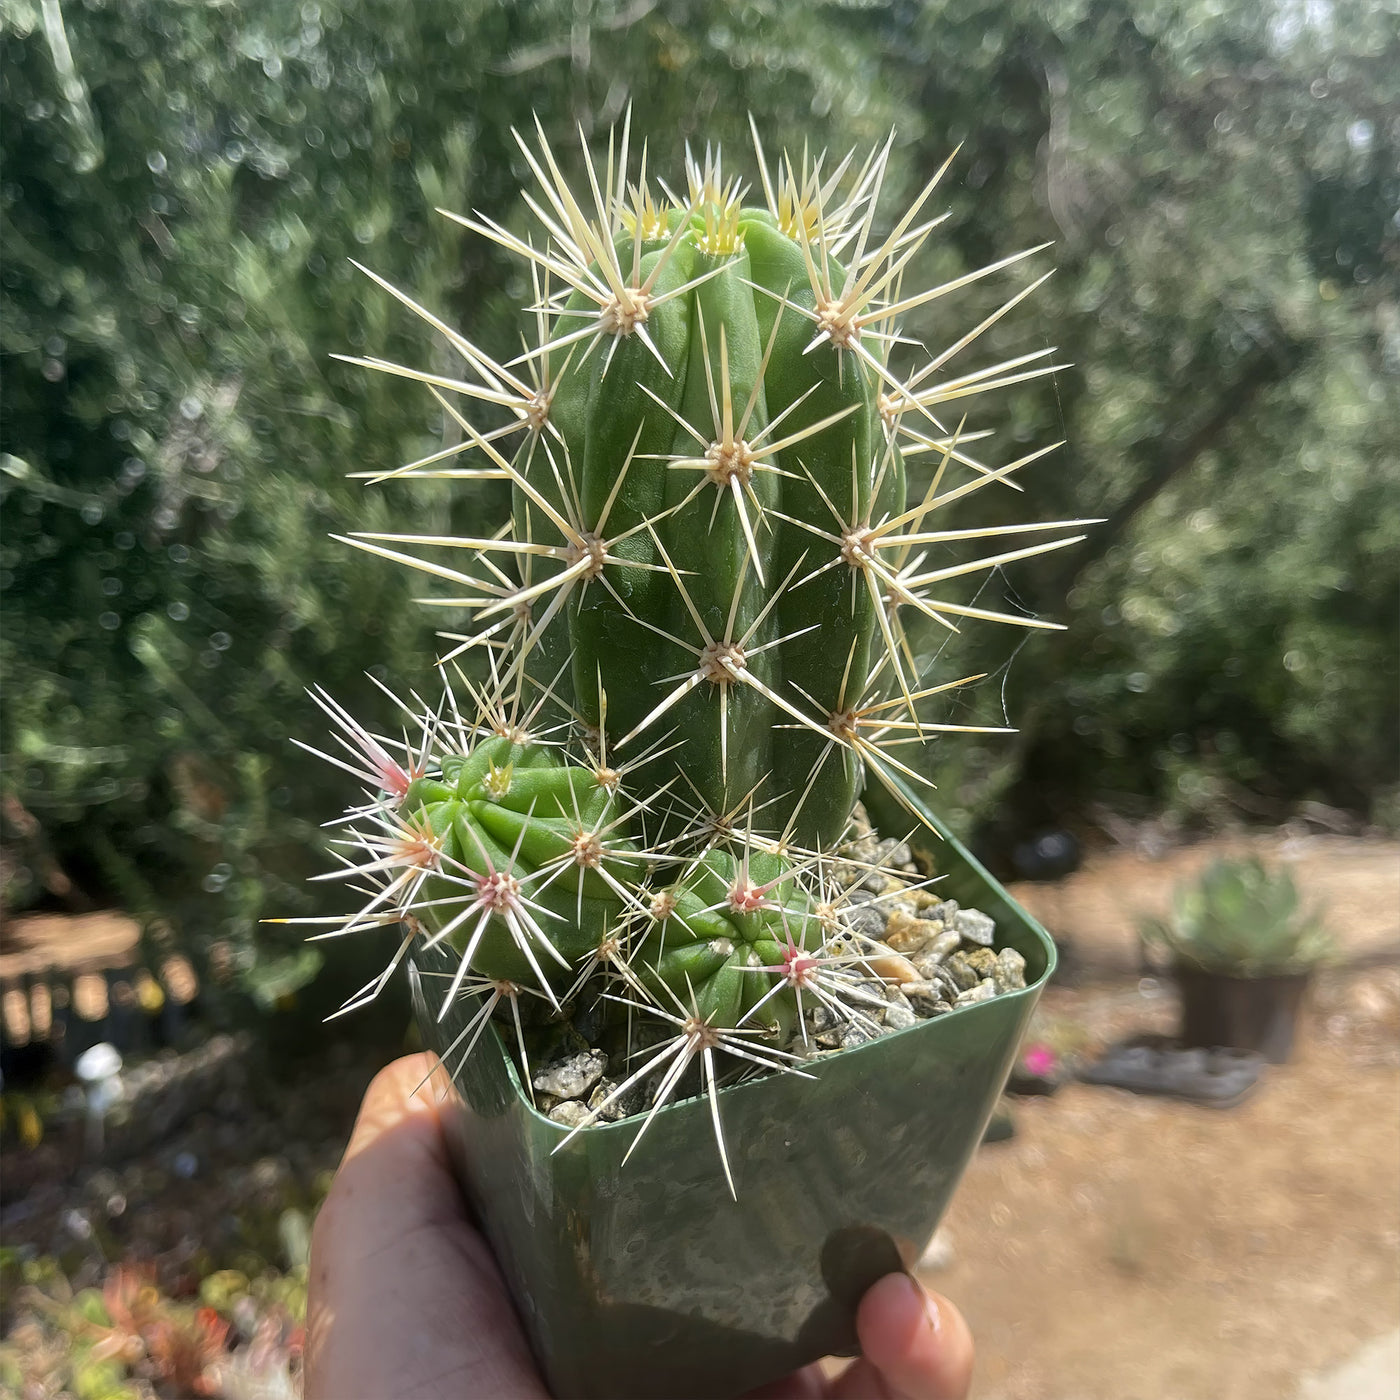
top-left (1175, 964), bottom-right (1311, 1064)
top-left (409, 800), bottom-right (1056, 1400)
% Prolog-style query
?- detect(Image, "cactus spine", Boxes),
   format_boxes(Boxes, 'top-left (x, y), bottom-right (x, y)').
top-left (303, 115), bottom-right (1087, 1183)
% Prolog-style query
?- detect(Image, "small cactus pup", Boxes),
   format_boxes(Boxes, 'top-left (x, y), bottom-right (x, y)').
top-left (297, 115), bottom-right (1081, 1193)
top-left (290, 668), bottom-right (897, 1186)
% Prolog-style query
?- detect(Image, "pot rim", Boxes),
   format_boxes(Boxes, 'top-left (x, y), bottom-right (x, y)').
top-left (1171, 958), bottom-right (1318, 982)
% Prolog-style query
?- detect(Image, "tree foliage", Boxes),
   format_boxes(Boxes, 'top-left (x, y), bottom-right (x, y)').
top-left (1, 0), bottom-right (1393, 997)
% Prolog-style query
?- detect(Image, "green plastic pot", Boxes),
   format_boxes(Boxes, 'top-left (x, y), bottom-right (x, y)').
top-left (409, 788), bottom-right (1055, 1399)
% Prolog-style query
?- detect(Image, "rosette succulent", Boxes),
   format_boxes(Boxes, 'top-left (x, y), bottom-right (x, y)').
top-left (1139, 856), bottom-right (1332, 976)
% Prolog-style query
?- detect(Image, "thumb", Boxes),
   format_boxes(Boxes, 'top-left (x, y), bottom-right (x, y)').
top-left (830, 1272), bottom-right (973, 1400)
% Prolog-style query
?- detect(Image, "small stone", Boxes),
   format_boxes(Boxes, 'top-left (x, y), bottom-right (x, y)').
top-left (587, 1078), bottom-right (645, 1123)
top-left (910, 952), bottom-right (940, 981)
top-left (547, 1100), bottom-right (592, 1128)
top-left (953, 908), bottom-right (996, 946)
top-left (874, 837), bottom-right (914, 869)
top-left (532, 1049), bottom-right (608, 1101)
top-left (885, 985), bottom-right (915, 1014)
top-left (993, 947), bottom-right (1028, 993)
top-left (964, 947), bottom-right (999, 978)
top-left (904, 981), bottom-right (952, 1018)
top-left (883, 1001), bottom-right (918, 1031)
top-left (836, 1021), bottom-right (877, 1049)
top-left (955, 978), bottom-right (997, 1006)
top-left (928, 965), bottom-right (962, 999)
top-left (843, 837), bottom-right (880, 866)
top-left (912, 889), bottom-right (943, 911)
top-left (534, 1091), bottom-right (561, 1114)
top-left (842, 899), bottom-right (889, 940)
top-left (884, 908), bottom-right (936, 954)
top-left (861, 870), bottom-right (903, 895)
top-left (943, 952), bottom-right (982, 992)
top-left (918, 929), bottom-right (961, 968)
top-left (806, 1003), bottom-right (842, 1035)
top-left (852, 978), bottom-right (896, 1015)
top-left (831, 860), bottom-right (866, 890)
top-left (865, 951), bottom-right (922, 984)
top-left (931, 899), bottom-right (960, 923)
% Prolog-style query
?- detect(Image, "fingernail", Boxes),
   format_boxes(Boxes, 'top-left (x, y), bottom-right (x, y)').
top-left (895, 1271), bottom-right (942, 1338)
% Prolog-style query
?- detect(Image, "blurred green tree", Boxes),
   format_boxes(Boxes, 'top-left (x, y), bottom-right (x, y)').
top-left (0, 0), bottom-right (1393, 1009)
top-left (869, 0), bottom-right (1398, 843)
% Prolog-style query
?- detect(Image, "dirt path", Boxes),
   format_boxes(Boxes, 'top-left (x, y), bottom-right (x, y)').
top-left (919, 829), bottom-right (1400, 1400)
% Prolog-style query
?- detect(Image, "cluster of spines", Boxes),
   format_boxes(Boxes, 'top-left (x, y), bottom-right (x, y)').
top-left (332, 114), bottom-right (1093, 840)
top-left (282, 669), bottom-right (938, 1193)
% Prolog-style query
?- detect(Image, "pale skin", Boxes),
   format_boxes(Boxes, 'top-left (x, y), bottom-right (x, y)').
top-left (307, 1054), bottom-right (974, 1400)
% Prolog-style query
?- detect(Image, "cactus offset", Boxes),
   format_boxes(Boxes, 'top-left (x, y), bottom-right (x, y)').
top-left (298, 115), bottom-right (1087, 1185)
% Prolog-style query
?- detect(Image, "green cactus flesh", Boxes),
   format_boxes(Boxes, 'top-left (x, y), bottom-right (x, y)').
top-left (516, 212), bottom-right (899, 850)
top-left (343, 129), bottom-right (1078, 861)
top-left (400, 738), bottom-right (630, 996)
top-left (634, 847), bottom-right (820, 1043)
top-left (398, 735), bottom-right (817, 1033)
top-left (311, 123), bottom-right (1075, 1167)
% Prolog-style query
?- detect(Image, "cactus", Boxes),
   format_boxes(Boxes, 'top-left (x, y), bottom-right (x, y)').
top-left (295, 116), bottom-right (1084, 1186)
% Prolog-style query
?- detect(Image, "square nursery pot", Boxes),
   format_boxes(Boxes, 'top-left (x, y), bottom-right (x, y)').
top-left (1175, 964), bottom-right (1312, 1064)
top-left (408, 792), bottom-right (1056, 1400)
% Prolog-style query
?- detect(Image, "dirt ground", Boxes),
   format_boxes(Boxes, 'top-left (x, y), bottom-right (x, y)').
top-left (922, 834), bottom-right (1400, 1400)
top-left (3, 832), bottom-right (1397, 1399)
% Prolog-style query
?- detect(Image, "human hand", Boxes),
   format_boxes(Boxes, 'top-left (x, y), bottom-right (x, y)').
top-left (306, 1054), bottom-right (974, 1400)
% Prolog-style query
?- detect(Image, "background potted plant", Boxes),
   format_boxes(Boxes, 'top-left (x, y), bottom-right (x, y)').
top-left (1139, 856), bottom-right (1332, 1064)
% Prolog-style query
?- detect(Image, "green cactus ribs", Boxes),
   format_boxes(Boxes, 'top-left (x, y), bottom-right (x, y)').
top-left (338, 116), bottom-right (1090, 851)
top-left (291, 680), bottom-right (841, 1040)
top-left (399, 736), bottom-right (640, 1009)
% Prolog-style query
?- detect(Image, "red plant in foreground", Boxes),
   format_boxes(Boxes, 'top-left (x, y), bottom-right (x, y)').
top-left (145, 1305), bottom-right (230, 1397)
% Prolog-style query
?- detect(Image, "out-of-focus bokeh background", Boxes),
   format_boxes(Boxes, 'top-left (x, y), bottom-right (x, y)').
top-left (1, 2), bottom-right (1395, 1397)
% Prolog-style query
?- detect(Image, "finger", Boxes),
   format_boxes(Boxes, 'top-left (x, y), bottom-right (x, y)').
top-left (829, 1272), bottom-right (973, 1400)
top-left (306, 1054), bottom-right (548, 1400)
top-left (321, 1054), bottom-right (464, 1251)
top-left (342, 1052), bottom-right (447, 1168)
top-left (742, 1361), bottom-right (828, 1399)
